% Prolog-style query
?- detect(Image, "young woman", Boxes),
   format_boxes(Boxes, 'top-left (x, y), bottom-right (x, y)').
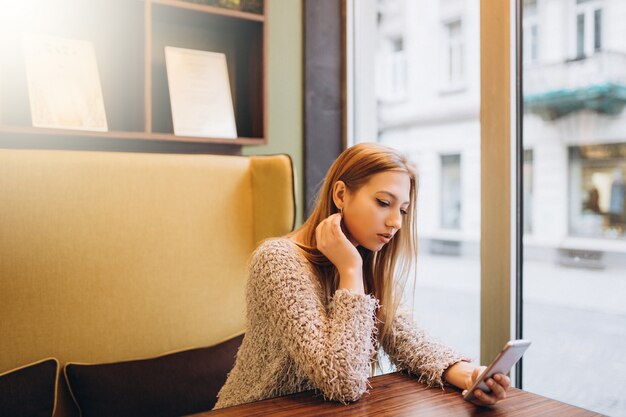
top-left (214, 143), bottom-right (510, 409)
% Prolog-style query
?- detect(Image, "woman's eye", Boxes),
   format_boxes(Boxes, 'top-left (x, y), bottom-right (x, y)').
top-left (376, 199), bottom-right (390, 207)
top-left (400, 209), bottom-right (408, 216)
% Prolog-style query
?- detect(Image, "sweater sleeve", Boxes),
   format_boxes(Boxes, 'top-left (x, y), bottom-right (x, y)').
top-left (248, 241), bottom-right (379, 403)
top-left (382, 310), bottom-right (472, 388)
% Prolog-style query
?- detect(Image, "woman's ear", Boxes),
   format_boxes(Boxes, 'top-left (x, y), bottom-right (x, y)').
top-left (332, 180), bottom-right (347, 210)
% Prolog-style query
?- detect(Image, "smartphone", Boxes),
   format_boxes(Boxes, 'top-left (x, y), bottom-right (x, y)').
top-left (463, 339), bottom-right (531, 402)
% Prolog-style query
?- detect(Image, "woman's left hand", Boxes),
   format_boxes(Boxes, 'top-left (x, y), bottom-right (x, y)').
top-left (462, 366), bottom-right (511, 406)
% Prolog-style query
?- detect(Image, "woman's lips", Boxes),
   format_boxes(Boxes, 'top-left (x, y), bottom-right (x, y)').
top-left (377, 234), bottom-right (391, 243)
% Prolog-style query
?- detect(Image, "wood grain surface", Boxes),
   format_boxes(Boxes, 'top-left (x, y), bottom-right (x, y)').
top-left (194, 372), bottom-right (604, 416)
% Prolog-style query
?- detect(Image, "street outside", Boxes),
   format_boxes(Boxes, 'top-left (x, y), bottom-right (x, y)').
top-left (391, 253), bottom-right (626, 417)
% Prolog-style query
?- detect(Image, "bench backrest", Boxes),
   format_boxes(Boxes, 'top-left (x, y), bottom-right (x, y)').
top-left (0, 149), bottom-right (295, 416)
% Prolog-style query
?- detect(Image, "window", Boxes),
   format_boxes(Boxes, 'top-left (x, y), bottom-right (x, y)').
top-left (523, 0), bottom-right (539, 64)
top-left (375, 0), bottom-right (407, 102)
top-left (441, 154), bottom-right (462, 230)
top-left (574, 0), bottom-right (603, 59)
top-left (569, 144), bottom-right (626, 239)
top-left (594, 9), bottom-right (602, 51)
top-left (443, 19), bottom-right (464, 89)
top-left (576, 13), bottom-right (585, 58)
top-left (523, 149), bottom-right (534, 234)
top-left (375, 36), bottom-right (407, 102)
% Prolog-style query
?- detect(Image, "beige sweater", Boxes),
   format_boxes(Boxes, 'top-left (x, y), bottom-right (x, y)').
top-left (214, 238), bottom-right (469, 409)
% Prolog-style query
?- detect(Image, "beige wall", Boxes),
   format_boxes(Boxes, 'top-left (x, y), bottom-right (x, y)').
top-left (243, 0), bottom-right (304, 228)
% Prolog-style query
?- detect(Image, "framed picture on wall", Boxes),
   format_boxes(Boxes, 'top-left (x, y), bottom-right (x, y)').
top-left (22, 33), bottom-right (108, 132)
top-left (165, 46), bottom-right (237, 139)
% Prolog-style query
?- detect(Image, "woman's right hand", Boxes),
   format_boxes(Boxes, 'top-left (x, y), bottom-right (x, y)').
top-left (315, 213), bottom-right (364, 293)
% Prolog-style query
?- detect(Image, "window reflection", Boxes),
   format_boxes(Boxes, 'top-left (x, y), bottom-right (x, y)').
top-left (569, 144), bottom-right (626, 238)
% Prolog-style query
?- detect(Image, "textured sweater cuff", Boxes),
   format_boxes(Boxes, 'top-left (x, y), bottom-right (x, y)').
top-left (332, 289), bottom-right (379, 314)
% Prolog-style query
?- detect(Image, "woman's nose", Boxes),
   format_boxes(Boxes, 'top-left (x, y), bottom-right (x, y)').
top-left (386, 212), bottom-right (402, 230)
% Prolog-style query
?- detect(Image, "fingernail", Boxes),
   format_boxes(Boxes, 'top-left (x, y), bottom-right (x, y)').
top-left (494, 374), bottom-right (500, 381)
top-left (486, 379), bottom-right (493, 387)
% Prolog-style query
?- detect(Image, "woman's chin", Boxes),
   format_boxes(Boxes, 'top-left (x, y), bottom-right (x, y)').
top-left (362, 241), bottom-right (385, 252)
top-left (348, 233), bottom-right (385, 252)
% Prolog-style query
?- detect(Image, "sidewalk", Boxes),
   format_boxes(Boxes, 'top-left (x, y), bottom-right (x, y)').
top-left (412, 253), bottom-right (626, 315)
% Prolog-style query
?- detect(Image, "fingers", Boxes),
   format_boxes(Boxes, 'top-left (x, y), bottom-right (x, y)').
top-left (472, 377), bottom-right (508, 406)
top-left (494, 373), bottom-right (511, 390)
top-left (472, 389), bottom-right (496, 406)
top-left (324, 214), bottom-right (346, 242)
top-left (330, 212), bottom-right (343, 237)
top-left (486, 377), bottom-right (507, 400)
top-left (315, 214), bottom-right (343, 249)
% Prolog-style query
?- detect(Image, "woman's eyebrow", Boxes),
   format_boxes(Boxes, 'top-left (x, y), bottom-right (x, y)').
top-left (376, 190), bottom-right (410, 205)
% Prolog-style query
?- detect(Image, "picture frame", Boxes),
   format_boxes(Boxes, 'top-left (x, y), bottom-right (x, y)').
top-left (22, 33), bottom-right (108, 132)
top-left (165, 46), bottom-right (237, 139)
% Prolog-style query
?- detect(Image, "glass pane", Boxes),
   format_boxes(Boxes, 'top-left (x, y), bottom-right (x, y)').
top-left (523, 0), bottom-right (539, 64)
top-left (577, 13), bottom-right (585, 58)
top-left (445, 20), bottom-right (464, 86)
top-left (594, 8), bottom-right (602, 51)
top-left (351, 0), bottom-right (481, 365)
top-left (523, 150), bottom-right (534, 233)
top-left (441, 154), bottom-right (462, 229)
top-left (522, 1), bottom-right (626, 416)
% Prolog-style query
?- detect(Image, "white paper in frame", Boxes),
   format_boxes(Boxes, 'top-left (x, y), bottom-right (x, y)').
top-left (165, 47), bottom-right (237, 139)
top-left (22, 33), bottom-right (108, 132)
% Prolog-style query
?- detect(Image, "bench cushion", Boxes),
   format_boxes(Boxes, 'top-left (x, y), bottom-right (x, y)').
top-left (0, 358), bottom-right (58, 417)
top-left (65, 334), bottom-right (244, 417)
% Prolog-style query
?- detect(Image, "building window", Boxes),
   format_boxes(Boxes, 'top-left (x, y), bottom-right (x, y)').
top-left (442, 19), bottom-right (464, 89)
top-left (576, 13), bottom-right (585, 58)
top-left (523, 0), bottom-right (539, 64)
top-left (376, 35), bottom-right (407, 102)
top-left (441, 154), bottom-right (462, 229)
top-left (594, 9), bottom-right (602, 51)
top-left (574, 0), bottom-right (603, 59)
top-left (569, 144), bottom-right (626, 239)
top-left (523, 149), bottom-right (534, 234)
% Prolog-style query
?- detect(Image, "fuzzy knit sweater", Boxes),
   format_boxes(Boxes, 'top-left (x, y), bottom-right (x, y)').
top-left (214, 238), bottom-right (470, 409)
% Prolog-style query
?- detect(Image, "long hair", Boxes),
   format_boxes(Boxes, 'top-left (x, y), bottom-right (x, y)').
top-left (286, 143), bottom-right (419, 367)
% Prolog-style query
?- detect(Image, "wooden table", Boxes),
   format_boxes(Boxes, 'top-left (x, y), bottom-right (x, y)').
top-left (197, 372), bottom-right (603, 416)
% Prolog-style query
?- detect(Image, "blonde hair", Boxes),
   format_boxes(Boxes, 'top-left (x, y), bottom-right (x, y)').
top-left (287, 142), bottom-right (419, 364)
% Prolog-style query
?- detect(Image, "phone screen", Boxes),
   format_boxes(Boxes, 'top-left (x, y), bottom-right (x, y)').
top-left (463, 339), bottom-right (531, 402)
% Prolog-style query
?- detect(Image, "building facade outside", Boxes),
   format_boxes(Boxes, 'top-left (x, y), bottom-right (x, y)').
top-left (374, 0), bottom-right (626, 265)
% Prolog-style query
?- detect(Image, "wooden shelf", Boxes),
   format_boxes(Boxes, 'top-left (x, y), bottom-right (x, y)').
top-left (0, 0), bottom-right (267, 150)
top-left (151, 0), bottom-right (265, 22)
top-left (0, 125), bottom-right (266, 145)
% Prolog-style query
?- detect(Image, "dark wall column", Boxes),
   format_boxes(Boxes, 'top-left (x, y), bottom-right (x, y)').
top-left (304, 0), bottom-right (344, 217)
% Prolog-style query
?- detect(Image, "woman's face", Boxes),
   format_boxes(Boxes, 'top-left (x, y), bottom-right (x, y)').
top-left (342, 170), bottom-right (411, 252)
